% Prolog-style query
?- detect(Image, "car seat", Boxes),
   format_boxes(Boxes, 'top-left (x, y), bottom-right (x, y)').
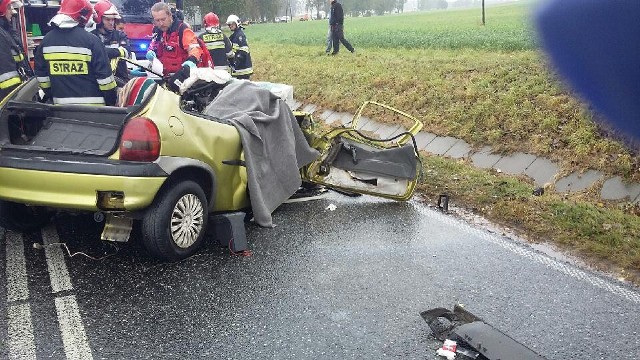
top-left (117, 77), bottom-right (157, 107)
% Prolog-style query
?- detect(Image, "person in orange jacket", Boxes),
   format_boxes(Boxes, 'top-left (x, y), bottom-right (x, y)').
top-left (146, 2), bottom-right (201, 77)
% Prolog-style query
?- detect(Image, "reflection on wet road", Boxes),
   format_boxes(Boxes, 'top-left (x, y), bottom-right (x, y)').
top-left (1, 192), bottom-right (639, 359)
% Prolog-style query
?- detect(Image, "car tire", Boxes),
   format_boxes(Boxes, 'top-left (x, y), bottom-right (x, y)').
top-left (141, 180), bottom-right (209, 261)
top-left (0, 200), bottom-right (52, 232)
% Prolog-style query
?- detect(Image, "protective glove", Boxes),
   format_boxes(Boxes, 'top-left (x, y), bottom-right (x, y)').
top-left (117, 47), bottom-right (129, 58)
top-left (181, 60), bottom-right (196, 69)
top-left (130, 68), bottom-right (148, 77)
top-left (146, 50), bottom-right (156, 61)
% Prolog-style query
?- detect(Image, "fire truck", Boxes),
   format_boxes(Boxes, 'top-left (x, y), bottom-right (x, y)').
top-left (16, 0), bottom-right (184, 64)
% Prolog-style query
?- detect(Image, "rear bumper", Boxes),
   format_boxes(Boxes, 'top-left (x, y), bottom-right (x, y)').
top-left (0, 151), bottom-right (167, 211)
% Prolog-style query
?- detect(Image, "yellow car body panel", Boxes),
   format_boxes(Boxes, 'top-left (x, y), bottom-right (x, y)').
top-left (0, 167), bottom-right (165, 211)
top-left (110, 88), bottom-right (250, 211)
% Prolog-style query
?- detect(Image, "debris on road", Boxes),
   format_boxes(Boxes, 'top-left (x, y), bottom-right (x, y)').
top-left (436, 339), bottom-right (457, 359)
top-left (421, 304), bottom-right (546, 360)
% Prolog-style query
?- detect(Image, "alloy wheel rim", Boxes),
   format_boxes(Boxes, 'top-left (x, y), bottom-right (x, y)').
top-left (170, 194), bottom-right (204, 248)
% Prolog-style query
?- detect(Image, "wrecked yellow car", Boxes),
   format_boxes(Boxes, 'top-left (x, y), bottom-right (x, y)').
top-left (0, 73), bottom-right (422, 260)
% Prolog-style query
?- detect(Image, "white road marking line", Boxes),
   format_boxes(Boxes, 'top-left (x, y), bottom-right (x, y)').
top-left (41, 225), bottom-right (94, 360)
top-left (6, 231), bottom-right (29, 302)
top-left (6, 230), bottom-right (37, 359)
top-left (7, 303), bottom-right (37, 360)
top-left (416, 205), bottom-right (640, 304)
top-left (42, 226), bottom-right (73, 293)
top-left (55, 295), bottom-right (94, 360)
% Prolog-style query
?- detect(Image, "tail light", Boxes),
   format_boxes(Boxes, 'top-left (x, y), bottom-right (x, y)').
top-left (119, 117), bottom-right (160, 161)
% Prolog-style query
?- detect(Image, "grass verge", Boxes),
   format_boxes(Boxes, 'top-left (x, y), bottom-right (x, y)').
top-left (243, 3), bottom-right (640, 284)
top-left (417, 155), bottom-right (640, 284)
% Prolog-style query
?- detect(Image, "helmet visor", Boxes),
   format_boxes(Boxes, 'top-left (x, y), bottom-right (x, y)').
top-left (10, 0), bottom-right (23, 15)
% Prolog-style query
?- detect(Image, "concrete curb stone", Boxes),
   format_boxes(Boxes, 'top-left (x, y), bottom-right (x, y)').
top-left (298, 103), bottom-right (640, 202)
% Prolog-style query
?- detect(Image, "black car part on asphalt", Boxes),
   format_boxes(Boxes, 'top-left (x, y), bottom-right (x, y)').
top-left (421, 304), bottom-right (546, 360)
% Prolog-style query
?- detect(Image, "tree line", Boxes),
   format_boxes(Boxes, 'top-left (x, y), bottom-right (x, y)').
top-left (183, 0), bottom-right (409, 24)
top-left (307, 0), bottom-right (408, 17)
top-left (183, 0), bottom-right (281, 24)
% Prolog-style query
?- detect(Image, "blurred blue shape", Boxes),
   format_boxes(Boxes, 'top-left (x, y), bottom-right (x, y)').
top-left (535, 0), bottom-right (640, 142)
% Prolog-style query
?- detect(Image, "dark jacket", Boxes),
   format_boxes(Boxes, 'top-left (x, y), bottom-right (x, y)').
top-left (0, 18), bottom-right (30, 100)
top-left (35, 26), bottom-right (117, 106)
top-left (229, 27), bottom-right (253, 77)
top-left (330, 1), bottom-right (344, 25)
top-left (199, 29), bottom-right (232, 70)
top-left (90, 27), bottom-right (131, 81)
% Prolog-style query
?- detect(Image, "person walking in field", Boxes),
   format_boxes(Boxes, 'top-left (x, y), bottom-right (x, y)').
top-left (325, 10), bottom-right (332, 54)
top-left (329, 0), bottom-right (354, 55)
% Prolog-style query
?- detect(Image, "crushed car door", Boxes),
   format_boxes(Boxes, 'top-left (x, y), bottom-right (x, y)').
top-left (303, 101), bottom-right (423, 201)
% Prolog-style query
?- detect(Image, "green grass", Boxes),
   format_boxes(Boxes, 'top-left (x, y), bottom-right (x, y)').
top-left (249, 3), bottom-right (539, 51)
top-left (240, 2), bottom-right (640, 282)
top-left (242, 2), bottom-right (637, 179)
top-left (418, 156), bottom-right (640, 282)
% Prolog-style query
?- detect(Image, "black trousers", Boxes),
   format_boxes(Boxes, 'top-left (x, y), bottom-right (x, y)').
top-left (332, 24), bottom-right (354, 54)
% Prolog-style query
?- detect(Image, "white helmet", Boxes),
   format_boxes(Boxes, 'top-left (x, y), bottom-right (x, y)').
top-left (226, 14), bottom-right (240, 26)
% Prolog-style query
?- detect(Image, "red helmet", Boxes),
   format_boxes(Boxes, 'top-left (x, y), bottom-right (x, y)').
top-left (93, 0), bottom-right (120, 24)
top-left (0, 0), bottom-right (22, 16)
top-left (58, 0), bottom-right (94, 25)
top-left (203, 12), bottom-right (219, 28)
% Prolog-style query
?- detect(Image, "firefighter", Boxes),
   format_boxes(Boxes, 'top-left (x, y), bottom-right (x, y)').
top-left (146, 2), bottom-right (202, 77)
top-left (34, 0), bottom-right (117, 105)
top-left (90, 0), bottom-right (130, 83)
top-left (226, 14), bottom-right (253, 80)
top-left (199, 12), bottom-right (232, 72)
top-left (0, 0), bottom-right (31, 101)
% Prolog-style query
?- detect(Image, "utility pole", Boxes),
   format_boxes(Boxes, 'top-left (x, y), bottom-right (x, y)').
top-left (482, 0), bottom-right (485, 25)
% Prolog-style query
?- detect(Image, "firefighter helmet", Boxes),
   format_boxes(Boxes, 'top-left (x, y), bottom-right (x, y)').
top-left (0, 0), bottom-right (22, 16)
top-left (93, 0), bottom-right (120, 24)
top-left (226, 14), bottom-right (240, 27)
top-left (58, 0), bottom-right (94, 26)
top-left (203, 12), bottom-right (219, 28)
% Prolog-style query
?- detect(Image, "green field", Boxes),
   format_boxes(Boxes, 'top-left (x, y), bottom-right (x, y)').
top-left (241, 1), bottom-right (640, 283)
top-left (250, 3), bottom-right (538, 51)
top-left (244, 2), bottom-right (636, 179)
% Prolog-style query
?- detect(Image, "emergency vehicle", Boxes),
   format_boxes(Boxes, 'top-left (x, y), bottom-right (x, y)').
top-left (15, 0), bottom-right (184, 63)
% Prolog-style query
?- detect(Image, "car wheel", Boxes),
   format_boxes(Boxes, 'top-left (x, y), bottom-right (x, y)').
top-left (141, 180), bottom-right (209, 261)
top-left (0, 200), bottom-right (52, 232)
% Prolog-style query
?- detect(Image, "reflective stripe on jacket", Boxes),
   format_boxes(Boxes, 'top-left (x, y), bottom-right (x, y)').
top-left (229, 28), bottom-right (253, 77)
top-left (0, 22), bottom-right (28, 100)
top-left (150, 20), bottom-right (202, 75)
top-left (199, 29), bottom-right (231, 69)
top-left (34, 26), bottom-right (117, 106)
top-left (90, 28), bottom-right (131, 81)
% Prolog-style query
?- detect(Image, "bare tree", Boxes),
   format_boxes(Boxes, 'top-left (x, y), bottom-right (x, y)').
top-left (306, 0), bottom-right (326, 19)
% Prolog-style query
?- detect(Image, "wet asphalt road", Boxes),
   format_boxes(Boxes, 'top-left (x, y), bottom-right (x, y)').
top-left (1, 191), bottom-right (639, 359)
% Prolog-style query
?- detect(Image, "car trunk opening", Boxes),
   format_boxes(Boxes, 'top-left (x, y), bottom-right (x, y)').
top-left (0, 100), bottom-right (133, 156)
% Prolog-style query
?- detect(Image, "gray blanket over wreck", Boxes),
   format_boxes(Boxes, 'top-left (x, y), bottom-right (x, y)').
top-left (203, 80), bottom-right (320, 227)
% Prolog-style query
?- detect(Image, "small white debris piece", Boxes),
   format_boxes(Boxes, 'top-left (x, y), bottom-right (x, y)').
top-left (325, 203), bottom-right (337, 211)
top-left (436, 339), bottom-right (457, 360)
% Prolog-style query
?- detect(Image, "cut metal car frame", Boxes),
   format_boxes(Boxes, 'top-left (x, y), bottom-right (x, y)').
top-left (0, 77), bottom-right (424, 261)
